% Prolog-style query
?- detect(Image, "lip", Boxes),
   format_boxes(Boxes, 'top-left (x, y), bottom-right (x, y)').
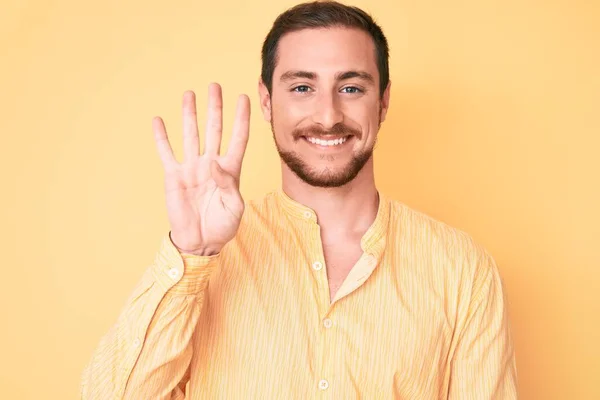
top-left (301, 135), bottom-right (353, 150)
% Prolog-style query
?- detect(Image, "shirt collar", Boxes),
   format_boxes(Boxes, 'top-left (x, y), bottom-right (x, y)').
top-left (274, 188), bottom-right (391, 260)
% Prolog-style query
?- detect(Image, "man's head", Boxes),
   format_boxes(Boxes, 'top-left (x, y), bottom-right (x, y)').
top-left (258, 1), bottom-right (391, 188)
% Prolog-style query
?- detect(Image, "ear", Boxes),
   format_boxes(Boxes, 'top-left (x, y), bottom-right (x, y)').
top-left (258, 77), bottom-right (272, 122)
top-left (379, 80), bottom-right (391, 123)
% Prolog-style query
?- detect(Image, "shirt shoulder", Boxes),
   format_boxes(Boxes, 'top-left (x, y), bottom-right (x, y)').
top-left (385, 197), bottom-right (497, 283)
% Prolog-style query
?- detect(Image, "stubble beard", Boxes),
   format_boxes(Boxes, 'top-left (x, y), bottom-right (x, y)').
top-left (271, 111), bottom-right (380, 188)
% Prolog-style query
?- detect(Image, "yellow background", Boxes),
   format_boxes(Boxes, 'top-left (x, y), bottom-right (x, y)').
top-left (1, 0), bottom-right (598, 398)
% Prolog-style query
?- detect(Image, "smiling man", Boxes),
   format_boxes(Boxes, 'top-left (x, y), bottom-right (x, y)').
top-left (81, 1), bottom-right (517, 398)
top-left (267, 28), bottom-right (382, 189)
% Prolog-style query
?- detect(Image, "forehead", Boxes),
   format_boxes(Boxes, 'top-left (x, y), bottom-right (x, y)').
top-left (274, 27), bottom-right (378, 79)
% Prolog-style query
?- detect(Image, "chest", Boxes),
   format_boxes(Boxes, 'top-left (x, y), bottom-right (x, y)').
top-left (194, 246), bottom-right (454, 398)
top-left (322, 238), bottom-right (364, 301)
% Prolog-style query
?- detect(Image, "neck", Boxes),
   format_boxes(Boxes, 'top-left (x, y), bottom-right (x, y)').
top-left (281, 158), bottom-right (379, 236)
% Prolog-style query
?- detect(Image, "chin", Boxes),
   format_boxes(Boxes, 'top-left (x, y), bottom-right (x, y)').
top-left (281, 153), bottom-right (369, 188)
top-left (297, 172), bottom-right (358, 188)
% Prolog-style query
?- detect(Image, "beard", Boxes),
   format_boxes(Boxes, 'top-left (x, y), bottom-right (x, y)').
top-left (271, 112), bottom-right (380, 188)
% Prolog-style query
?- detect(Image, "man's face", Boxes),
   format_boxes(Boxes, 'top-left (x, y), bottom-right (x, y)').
top-left (259, 27), bottom-right (391, 188)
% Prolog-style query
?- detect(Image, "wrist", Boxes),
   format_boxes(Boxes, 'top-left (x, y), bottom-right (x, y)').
top-left (169, 231), bottom-right (222, 256)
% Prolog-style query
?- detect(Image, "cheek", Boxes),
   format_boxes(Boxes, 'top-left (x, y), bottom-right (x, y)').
top-left (273, 105), bottom-right (307, 134)
top-left (277, 101), bottom-right (307, 122)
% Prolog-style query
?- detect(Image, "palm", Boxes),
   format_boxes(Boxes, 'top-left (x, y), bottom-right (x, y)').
top-left (153, 84), bottom-right (250, 254)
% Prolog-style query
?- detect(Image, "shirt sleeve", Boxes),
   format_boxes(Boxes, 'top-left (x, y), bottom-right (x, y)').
top-left (80, 231), bottom-right (220, 399)
top-left (447, 251), bottom-right (518, 399)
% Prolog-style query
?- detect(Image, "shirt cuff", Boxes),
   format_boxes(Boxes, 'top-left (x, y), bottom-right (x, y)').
top-left (151, 231), bottom-right (220, 295)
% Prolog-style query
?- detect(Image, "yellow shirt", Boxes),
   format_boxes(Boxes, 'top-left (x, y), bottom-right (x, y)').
top-left (80, 189), bottom-right (517, 399)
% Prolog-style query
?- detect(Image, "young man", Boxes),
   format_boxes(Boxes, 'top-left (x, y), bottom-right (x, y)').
top-left (81, 1), bottom-right (517, 398)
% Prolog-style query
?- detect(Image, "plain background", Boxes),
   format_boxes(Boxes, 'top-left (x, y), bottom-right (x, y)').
top-left (1, 0), bottom-right (598, 398)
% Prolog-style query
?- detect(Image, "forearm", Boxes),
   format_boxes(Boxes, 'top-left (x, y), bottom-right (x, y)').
top-left (80, 233), bottom-right (219, 399)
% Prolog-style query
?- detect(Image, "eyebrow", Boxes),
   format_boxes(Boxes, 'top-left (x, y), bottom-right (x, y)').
top-left (280, 70), bottom-right (375, 84)
top-left (336, 70), bottom-right (375, 83)
top-left (280, 70), bottom-right (316, 81)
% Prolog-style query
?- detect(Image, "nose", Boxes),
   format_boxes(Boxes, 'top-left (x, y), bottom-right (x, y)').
top-left (311, 91), bottom-right (344, 130)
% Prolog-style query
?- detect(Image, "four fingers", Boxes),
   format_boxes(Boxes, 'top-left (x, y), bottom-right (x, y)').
top-left (152, 85), bottom-right (250, 173)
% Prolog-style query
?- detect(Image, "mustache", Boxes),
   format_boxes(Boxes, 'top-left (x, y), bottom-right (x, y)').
top-left (291, 123), bottom-right (362, 141)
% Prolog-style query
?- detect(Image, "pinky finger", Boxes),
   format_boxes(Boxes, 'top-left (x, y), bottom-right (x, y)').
top-left (152, 117), bottom-right (177, 169)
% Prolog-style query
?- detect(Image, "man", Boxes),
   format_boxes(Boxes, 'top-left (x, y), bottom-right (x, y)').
top-left (81, 1), bottom-right (517, 398)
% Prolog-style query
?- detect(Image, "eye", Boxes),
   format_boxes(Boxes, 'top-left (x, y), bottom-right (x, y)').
top-left (292, 85), bottom-right (311, 93)
top-left (341, 86), bottom-right (363, 94)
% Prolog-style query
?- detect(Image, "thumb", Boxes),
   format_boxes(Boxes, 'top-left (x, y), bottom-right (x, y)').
top-left (210, 160), bottom-right (237, 190)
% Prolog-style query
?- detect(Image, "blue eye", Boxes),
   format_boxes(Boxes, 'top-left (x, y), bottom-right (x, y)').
top-left (292, 85), bottom-right (311, 93)
top-left (341, 86), bottom-right (362, 94)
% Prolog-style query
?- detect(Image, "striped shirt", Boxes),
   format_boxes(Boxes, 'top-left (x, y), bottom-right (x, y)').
top-left (81, 189), bottom-right (517, 399)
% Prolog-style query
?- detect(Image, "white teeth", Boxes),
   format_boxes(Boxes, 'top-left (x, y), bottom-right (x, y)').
top-left (307, 136), bottom-right (348, 146)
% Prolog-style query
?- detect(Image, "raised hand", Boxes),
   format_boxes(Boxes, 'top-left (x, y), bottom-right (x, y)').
top-left (152, 83), bottom-right (250, 255)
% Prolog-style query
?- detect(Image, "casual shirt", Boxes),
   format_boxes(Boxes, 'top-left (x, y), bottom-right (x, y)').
top-left (81, 189), bottom-right (517, 399)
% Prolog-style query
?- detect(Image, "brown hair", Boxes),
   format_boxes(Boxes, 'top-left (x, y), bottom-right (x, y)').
top-left (261, 0), bottom-right (390, 98)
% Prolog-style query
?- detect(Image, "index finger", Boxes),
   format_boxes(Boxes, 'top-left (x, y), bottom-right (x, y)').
top-left (225, 94), bottom-right (251, 176)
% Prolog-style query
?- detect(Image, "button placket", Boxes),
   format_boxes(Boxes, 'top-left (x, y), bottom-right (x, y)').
top-left (308, 219), bottom-right (332, 392)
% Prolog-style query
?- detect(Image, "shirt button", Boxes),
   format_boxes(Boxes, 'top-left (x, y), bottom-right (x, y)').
top-left (312, 261), bottom-right (323, 271)
top-left (323, 318), bottom-right (333, 329)
top-left (168, 268), bottom-right (180, 279)
top-left (133, 338), bottom-right (141, 347)
top-left (318, 379), bottom-right (329, 390)
top-left (303, 210), bottom-right (312, 218)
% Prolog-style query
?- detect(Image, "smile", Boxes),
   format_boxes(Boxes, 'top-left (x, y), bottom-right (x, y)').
top-left (305, 136), bottom-right (349, 147)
